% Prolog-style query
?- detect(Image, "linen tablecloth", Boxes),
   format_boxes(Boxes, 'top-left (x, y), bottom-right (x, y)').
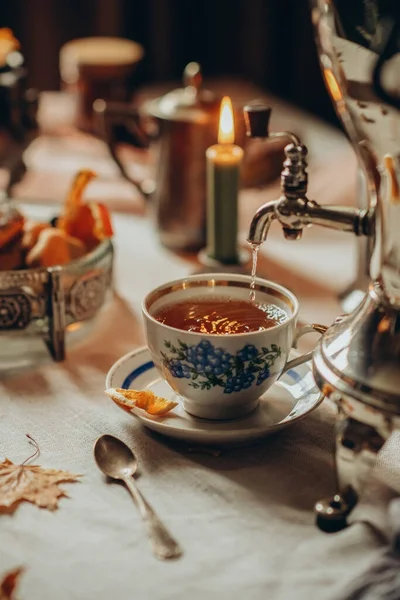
top-left (0, 92), bottom-right (397, 600)
top-left (0, 206), bottom-right (396, 600)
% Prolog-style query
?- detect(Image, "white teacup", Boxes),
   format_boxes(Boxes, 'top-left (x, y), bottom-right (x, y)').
top-left (142, 273), bottom-right (325, 420)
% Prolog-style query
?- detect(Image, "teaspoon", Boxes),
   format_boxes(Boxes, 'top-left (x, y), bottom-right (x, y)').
top-left (94, 434), bottom-right (182, 560)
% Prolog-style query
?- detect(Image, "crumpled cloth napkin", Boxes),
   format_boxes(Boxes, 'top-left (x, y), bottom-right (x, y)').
top-left (340, 498), bottom-right (400, 600)
top-left (340, 433), bottom-right (400, 600)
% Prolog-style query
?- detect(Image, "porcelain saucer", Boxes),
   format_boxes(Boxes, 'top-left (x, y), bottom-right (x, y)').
top-left (105, 347), bottom-right (324, 447)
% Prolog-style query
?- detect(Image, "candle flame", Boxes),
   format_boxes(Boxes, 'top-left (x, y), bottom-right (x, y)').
top-left (218, 96), bottom-right (235, 144)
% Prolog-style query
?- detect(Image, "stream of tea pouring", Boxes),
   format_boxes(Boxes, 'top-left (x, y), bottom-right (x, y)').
top-left (249, 243), bottom-right (260, 302)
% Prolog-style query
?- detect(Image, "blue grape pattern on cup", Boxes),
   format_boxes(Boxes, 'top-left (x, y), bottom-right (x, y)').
top-left (160, 340), bottom-right (281, 393)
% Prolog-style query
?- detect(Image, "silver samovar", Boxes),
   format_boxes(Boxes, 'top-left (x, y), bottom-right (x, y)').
top-left (245, 0), bottom-right (400, 531)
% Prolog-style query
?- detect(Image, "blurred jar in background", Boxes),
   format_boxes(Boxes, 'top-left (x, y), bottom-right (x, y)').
top-left (59, 37), bottom-right (144, 131)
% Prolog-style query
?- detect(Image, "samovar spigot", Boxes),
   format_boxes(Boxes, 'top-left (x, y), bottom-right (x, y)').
top-left (244, 103), bottom-right (307, 244)
top-left (244, 103), bottom-right (372, 247)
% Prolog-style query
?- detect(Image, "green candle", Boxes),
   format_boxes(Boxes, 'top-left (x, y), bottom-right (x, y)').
top-left (206, 97), bottom-right (244, 264)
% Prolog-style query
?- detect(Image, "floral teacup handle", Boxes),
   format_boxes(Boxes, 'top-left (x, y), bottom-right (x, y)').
top-left (282, 324), bottom-right (328, 373)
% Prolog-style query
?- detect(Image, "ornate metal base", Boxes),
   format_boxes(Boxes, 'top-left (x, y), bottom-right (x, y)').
top-left (313, 376), bottom-right (397, 531)
top-left (314, 408), bottom-right (386, 532)
top-left (315, 491), bottom-right (357, 533)
top-left (310, 283), bottom-right (400, 530)
top-left (0, 240), bottom-right (113, 364)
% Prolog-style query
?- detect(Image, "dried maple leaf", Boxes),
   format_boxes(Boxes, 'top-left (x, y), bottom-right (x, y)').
top-left (0, 459), bottom-right (81, 513)
top-left (105, 387), bottom-right (177, 416)
top-left (0, 567), bottom-right (23, 600)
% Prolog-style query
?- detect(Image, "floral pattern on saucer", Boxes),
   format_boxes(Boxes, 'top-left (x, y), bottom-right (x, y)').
top-left (160, 339), bottom-right (282, 394)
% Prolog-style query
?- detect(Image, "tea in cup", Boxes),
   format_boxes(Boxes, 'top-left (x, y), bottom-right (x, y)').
top-left (142, 273), bottom-right (325, 420)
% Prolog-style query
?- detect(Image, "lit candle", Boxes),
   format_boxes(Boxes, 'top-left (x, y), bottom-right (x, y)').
top-left (205, 96), bottom-right (243, 264)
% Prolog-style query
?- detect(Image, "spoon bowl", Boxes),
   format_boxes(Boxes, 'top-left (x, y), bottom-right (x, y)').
top-left (94, 434), bottom-right (138, 480)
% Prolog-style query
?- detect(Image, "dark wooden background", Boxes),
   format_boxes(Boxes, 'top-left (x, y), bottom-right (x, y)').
top-left (0, 0), bottom-right (339, 126)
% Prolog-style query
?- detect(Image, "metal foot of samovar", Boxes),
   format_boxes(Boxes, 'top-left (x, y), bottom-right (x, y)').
top-left (245, 0), bottom-right (400, 532)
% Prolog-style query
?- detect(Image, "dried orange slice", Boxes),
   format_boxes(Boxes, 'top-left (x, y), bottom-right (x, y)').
top-left (0, 218), bottom-right (24, 251)
top-left (89, 202), bottom-right (113, 239)
top-left (26, 228), bottom-right (86, 268)
top-left (146, 397), bottom-right (178, 416)
top-left (65, 169), bottom-right (96, 209)
top-left (62, 202), bottom-right (113, 250)
top-left (22, 220), bottom-right (51, 250)
top-left (105, 388), bottom-right (177, 416)
top-left (58, 169), bottom-right (113, 249)
top-left (58, 169), bottom-right (95, 232)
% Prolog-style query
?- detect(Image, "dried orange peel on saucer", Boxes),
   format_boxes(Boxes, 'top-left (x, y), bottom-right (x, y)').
top-left (105, 388), bottom-right (178, 416)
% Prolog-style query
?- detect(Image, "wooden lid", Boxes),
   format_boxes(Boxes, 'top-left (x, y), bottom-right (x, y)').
top-left (60, 37), bottom-right (144, 83)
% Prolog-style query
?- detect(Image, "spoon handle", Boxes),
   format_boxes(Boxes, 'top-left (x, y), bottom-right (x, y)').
top-left (123, 477), bottom-right (182, 560)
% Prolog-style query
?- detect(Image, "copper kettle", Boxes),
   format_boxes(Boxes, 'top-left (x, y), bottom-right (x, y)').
top-left (95, 62), bottom-right (223, 252)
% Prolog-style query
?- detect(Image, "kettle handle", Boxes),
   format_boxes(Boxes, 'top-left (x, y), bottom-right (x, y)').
top-left (93, 99), bottom-right (154, 198)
